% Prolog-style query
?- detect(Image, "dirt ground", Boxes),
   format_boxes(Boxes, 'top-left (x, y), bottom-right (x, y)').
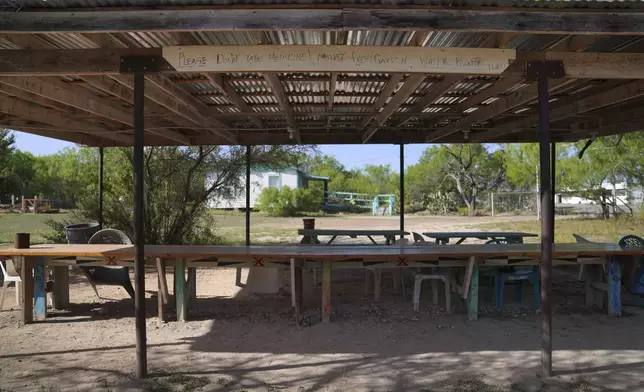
top-left (1, 216), bottom-right (643, 392)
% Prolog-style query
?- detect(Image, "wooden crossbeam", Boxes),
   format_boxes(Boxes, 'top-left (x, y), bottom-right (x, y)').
top-left (327, 72), bottom-right (338, 131)
top-left (4, 8), bottom-right (644, 35)
top-left (472, 80), bottom-right (644, 142)
top-left (263, 72), bottom-right (301, 144)
top-left (206, 73), bottom-right (264, 129)
top-left (2, 48), bottom-right (644, 79)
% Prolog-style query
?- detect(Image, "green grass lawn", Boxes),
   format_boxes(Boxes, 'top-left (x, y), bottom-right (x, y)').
top-left (476, 216), bottom-right (644, 244)
top-left (0, 212), bottom-right (72, 244)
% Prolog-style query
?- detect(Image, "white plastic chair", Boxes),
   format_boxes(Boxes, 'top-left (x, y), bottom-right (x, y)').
top-left (1, 258), bottom-right (22, 311)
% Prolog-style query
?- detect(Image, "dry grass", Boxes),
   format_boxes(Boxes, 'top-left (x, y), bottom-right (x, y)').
top-left (476, 215), bottom-right (644, 244)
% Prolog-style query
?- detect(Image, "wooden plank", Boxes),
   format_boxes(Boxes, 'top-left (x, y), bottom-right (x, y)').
top-left (264, 72), bottom-right (301, 143)
top-left (357, 74), bottom-right (404, 131)
top-left (5, 9), bottom-right (644, 35)
top-left (52, 266), bottom-right (69, 310)
top-left (0, 48), bottom-right (167, 75)
top-left (607, 257), bottom-right (622, 316)
top-left (174, 259), bottom-right (187, 322)
top-left (21, 256), bottom-right (34, 324)
top-left (33, 256), bottom-right (46, 321)
top-left (164, 45), bottom-right (515, 75)
top-left (321, 260), bottom-right (332, 323)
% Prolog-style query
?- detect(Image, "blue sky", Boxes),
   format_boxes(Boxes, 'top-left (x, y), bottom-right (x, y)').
top-left (12, 131), bottom-right (432, 171)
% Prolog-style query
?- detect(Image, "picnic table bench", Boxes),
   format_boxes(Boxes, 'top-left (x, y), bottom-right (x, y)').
top-left (1, 243), bottom-right (642, 324)
top-left (422, 231), bottom-right (538, 245)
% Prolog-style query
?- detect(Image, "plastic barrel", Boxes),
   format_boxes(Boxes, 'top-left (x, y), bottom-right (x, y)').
top-left (66, 223), bottom-right (101, 244)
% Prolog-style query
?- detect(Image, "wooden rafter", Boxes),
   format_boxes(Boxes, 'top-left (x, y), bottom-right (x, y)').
top-left (263, 72), bottom-right (301, 144)
top-left (472, 80), bottom-right (644, 142)
top-left (205, 73), bottom-right (264, 129)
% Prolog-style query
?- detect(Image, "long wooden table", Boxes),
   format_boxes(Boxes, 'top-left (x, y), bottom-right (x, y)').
top-left (1, 243), bottom-right (641, 323)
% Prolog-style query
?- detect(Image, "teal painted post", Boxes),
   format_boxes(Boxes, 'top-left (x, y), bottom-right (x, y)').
top-left (322, 260), bottom-right (332, 323)
top-left (608, 257), bottom-right (622, 316)
top-left (33, 256), bottom-right (47, 321)
top-left (467, 265), bottom-right (479, 321)
top-left (175, 259), bottom-right (187, 322)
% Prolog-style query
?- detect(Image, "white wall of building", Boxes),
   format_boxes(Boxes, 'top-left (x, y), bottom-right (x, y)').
top-left (207, 168), bottom-right (301, 209)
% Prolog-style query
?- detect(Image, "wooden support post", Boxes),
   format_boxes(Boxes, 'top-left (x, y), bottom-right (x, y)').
top-left (607, 257), bottom-right (622, 317)
top-left (98, 146), bottom-right (104, 230)
top-left (21, 196), bottom-right (25, 213)
top-left (52, 266), bottom-right (69, 310)
top-left (174, 259), bottom-right (187, 322)
top-left (321, 260), bottom-right (332, 323)
top-left (399, 143), bottom-right (405, 236)
top-left (132, 71), bottom-right (147, 379)
top-left (16, 233), bottom-right (33, 324)
top-left (490, 193), bottom-right (495, 217)
top-left (33, 256), bottom-right (46, 321)
top-left (533, 61), bottom-right (558, 378)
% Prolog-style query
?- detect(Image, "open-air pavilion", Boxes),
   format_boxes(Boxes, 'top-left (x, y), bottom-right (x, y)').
top-left (2, 0), bottom-right (644, 384)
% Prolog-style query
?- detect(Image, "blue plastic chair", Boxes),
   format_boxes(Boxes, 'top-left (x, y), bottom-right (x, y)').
top-left (487, 239), bottom-right (541, 309)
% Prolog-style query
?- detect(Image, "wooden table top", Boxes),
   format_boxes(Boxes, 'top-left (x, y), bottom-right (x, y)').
top-left (0, 243), bottom-right (641, 260)
top-left (298, 229), bottom-right (409, 236)
top-left (422, 231), bottom-right (538, 239)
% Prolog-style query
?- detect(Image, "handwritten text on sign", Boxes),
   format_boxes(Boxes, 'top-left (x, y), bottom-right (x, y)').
top-left (163, 45), bottom-right (516, 75)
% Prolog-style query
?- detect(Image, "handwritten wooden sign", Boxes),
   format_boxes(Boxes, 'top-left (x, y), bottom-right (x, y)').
top-left (163, 45), bottom-right (516, 75)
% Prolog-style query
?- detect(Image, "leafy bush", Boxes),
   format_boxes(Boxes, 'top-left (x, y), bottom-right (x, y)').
top-left (457, 207), bottom-right (470, 216)
top-left (257, 186), bottom-right (321, 217)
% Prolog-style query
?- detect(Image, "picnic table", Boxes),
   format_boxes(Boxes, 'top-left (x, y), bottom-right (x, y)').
top-left (298, 229), bottom-right (409, 245)
top-left (422, 231), bottom-right (538, 245)
top-left (1, 243), bottom-right (641, 324)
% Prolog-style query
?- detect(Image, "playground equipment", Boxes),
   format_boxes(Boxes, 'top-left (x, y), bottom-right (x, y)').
top-left (324, 191), bottom-right (395, 216)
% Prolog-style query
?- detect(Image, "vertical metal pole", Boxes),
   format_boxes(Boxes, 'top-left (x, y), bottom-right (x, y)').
top-left (538, 74), bottom-right (553, 378)
top-left (133, 72), bottom-right (147, 379)
top-left (399, 144), bottom-right (405, 236)
top-left (245, 145), bottom-right (251, 246)
top-left (551, 142), bottom-right (556, 243)
top-left (98, 147), bottom-right (104, 230)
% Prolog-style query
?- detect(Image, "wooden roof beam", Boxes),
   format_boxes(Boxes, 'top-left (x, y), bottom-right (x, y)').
top-left (5, 8), bottom-right (644, 35)
top-left (205, 73), bottom-right (264, 129)
top-left (263, 72), bottom-right (301, 144)
top-left (326, 72), bottom-right (338, 132)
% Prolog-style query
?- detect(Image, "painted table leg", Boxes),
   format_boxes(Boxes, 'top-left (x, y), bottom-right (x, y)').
top-left (33, 257), bottom-right (47, 321)
top-left (467, 265), bottom-right (480, 321)
top-left (373, 269), bottom-right (382, 301)
top-left (21, 257), bottom-right (34, 324)
top-left (608, 257), bottom-right (622, 317)
top-left (174, 259), bottom-right (187, 322)
top-left (187, 267), bottom-right (197, 306)
top-left (235, 268), bottom-right (243, 287)
top-left (322, 260), bottom-right (332, 323)
top-left (156, 259), bottom-right (167, 322)
top-left (52, 266), bottom-right (69, 310)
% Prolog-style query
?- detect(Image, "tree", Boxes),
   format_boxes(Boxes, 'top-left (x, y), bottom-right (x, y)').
top-left (440, 144), bottom-right (505, 215)
top-left (63, 145), bottom-right (313, 245)
top-left (0, 129), bottom-right (16, 200)
top-left (405, 146), bottom-right (456, 212)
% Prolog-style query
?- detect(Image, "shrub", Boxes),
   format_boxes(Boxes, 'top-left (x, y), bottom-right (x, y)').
top-left (426, 192), bottom-right (459, 215)
top-left (257, 186), bottom-right (321, 217)
top-left (457, 207), bottom-right (470, 216)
